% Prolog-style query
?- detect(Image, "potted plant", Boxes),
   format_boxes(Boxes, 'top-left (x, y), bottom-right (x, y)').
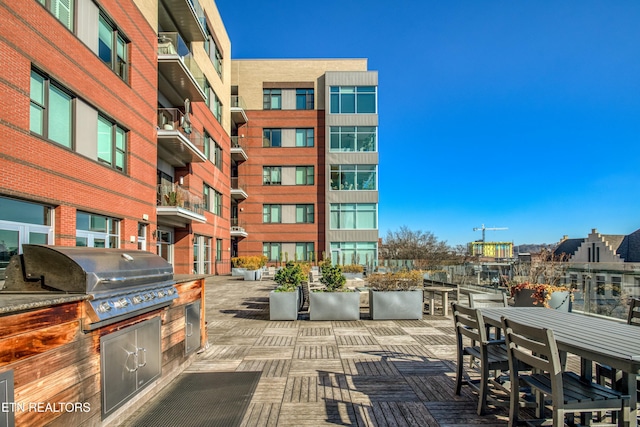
top-left (342, 264), bottom-right (364, 280)
top-left (509, 282), bottom-right (573, 311)
top-left (366, 270), bottom-right (424, 319)
top-left (309, 260), bottom-right (360, 320)
top-left (270, 262), bottom-right (306, 320)
top-left (232, 256), bottom-right (267, 280)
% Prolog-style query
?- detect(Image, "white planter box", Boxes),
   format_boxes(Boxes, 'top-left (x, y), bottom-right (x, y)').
top-left (369, 289), bottom-right (424, 320)
top-left (269, 290), bottom-right (299, 321)
top-left (309, 292), bottom-right (360, 321)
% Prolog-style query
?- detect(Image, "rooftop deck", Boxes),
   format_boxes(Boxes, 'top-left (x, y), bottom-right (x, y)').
top-left (125, 276), bottom-right (575, 426)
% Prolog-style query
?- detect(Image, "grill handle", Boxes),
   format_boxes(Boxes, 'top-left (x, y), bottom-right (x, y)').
top-left (96, 272), bottom-right (172, 285)
top-left (125, 350), bottom-right (138, 372)
top-left (137, 347), bottom-right (147, 368)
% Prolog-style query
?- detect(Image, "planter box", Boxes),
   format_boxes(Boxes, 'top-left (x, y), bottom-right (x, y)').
top-left (242, 269), bottom-right (262, 281)
top-left (369, 289), bottom-right (424, 320)
top-left (232, 268), bottom-right (246, 277)
top-left (269, 290), bottom-right (299, 321)
top-left (344, 273), bottom-right (364, 280)
top-left (513, 289), bottom-right (572, 312)
top-left (309, 292), bottom-right (360, 321)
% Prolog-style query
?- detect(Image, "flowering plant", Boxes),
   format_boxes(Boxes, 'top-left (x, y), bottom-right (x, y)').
top-left (509, 282), bottom-right (573, 308)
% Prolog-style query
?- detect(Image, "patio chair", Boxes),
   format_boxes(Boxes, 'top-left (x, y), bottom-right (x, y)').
top-left (468, 292), bottom-right (508, 309)
top-left (501, 316), bottom-right (630, 427)
top-left (260, 266), bottom-right (276, 281)
top-left (452, 303), bottom-right (511, 415)
top-left (595, 297), bottom-right (640, 421)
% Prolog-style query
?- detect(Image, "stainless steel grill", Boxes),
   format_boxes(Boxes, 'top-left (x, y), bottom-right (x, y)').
top-left (2, 245), bottom-right (178, 330)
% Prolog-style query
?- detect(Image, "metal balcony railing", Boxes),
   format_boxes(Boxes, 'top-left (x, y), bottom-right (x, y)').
top-left (157, 32), bottom-right (205, 92)
top-left (157, 184), bottom-right (204, 215)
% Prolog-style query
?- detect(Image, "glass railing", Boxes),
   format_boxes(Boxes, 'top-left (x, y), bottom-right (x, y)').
top-left (157, 108), bottom-right (205, 154)
top-left (230, 136), bottom-right (246, 149)
top-left (230, 177), bottom-right (244, 190)
top-left (157, 184), bottom-right (204, 215)
top-left (157, 32), bottom-right (205, 93)
top-left (231, 96), bottom-right (246, 110)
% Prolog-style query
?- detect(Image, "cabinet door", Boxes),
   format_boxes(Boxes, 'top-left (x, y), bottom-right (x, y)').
top-left (101, 327), bottom-right (138, 416)
top-left (135, 316), bottom-right (161, 388)
top-left (185, 301), bottom-right (201, 354)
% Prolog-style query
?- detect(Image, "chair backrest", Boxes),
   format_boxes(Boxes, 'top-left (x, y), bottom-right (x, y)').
top-left (627, 298), bottom-right (640, 326)
top-left (452, 303), bottom-right (489, 345)
top-left (502, 316), bottom-right (563, 389)
top-left (469, 292), bottom-right (508, 309)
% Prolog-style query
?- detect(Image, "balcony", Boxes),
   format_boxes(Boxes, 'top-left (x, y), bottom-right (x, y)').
top-left (230, 219), bottom-right (248, 238)
top-left (158, 32), bottom-right (206, 106)
top-left (157, 108), bottom-right (206, 166)
top-left (230, 96), bottom-right (248, 126)
top-left (156, 184), bottom-right (206, 227)
top-left (230, 136), bottom-right (248, 162)
top-left (158, 0), bottom-right (206, 43)
top-left (230, 177), bottom-right (248, 200)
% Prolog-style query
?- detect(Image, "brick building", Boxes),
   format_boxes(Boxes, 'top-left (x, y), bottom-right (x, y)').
top-left (0, 1), bottom-right (378, 278)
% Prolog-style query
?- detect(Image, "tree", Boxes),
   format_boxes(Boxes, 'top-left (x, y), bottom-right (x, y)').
top-left (381, 226), bottom-right (451, 269)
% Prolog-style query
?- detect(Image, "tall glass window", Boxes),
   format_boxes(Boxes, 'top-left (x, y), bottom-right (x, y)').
top-left (295, 129), bottom-right (314, 147)
top-left (330, 242), bottom-right (377, 266)
top-left (38, 0), bottom-right (74, 30)
top-left (263, 129), bottom-right (282, 147)
top-left (330, 126), bottom-right (376, 152)
top-left (295, 243), bottom-right (314, 261)
top-left (296, 205), bottom-right (314, 223)
top-left (31, 70), bottom-right (73, 148)
top-left (263, 242), bottom-right (281, 262)
top-left (97, 115), bottom-right (127, 171)
top-left (263, 167), bottom-right (282, 185)
top-left (295, 166), bottom-right (314, 185)
top-left (330, 203), bottom-right (377, 230)
top-left (330, 86), bottom-right (377, 114)
top-left (263, 205), bottom-right (282, 223)
top-left (263, 89), bottom-right (281, 110)
top-left (296, 89), bottom-right (314, 110)
top-left (330, 165), bottom-right (376, 190)
top-left (98, 15), bottom-right (128, 80)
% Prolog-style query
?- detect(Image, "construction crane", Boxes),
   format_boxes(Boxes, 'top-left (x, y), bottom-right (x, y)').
top-left (473, 224), bottom-right (508, 243)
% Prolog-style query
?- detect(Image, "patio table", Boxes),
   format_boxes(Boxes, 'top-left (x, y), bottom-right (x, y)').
top-left (480, 307), bottom-right (640, 427)
top-left (423, 286), bottom-right (454, 316)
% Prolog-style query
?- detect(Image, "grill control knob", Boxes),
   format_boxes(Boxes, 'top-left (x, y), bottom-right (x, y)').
top-left (114, 298), bottom-right (129, 308)
top-left (157, 290), bottom-right (165, 298)
top-left (98, 302), bottom-right (112, 313)
top-left (132, 295), bottom-right (143, 304)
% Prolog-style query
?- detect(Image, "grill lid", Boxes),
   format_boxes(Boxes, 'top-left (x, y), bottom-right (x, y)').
top-left (3, 245), bottom-right (174, 294)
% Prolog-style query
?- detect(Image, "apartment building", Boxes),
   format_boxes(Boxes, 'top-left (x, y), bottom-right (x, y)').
top-left (0, 0), bottom-right (239, 277)
top-left (231, 60), bottom-right (379, 266)
top-left (0, 1), bottom-right (377, 280)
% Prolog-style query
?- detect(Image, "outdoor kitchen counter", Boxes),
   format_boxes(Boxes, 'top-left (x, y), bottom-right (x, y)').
top-left (0, 292), bottom-right (90, 314)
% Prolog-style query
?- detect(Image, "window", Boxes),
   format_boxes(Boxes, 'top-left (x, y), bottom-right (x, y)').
top-left (204, 133), bottom-right (223, 170)
top-left (296, 205), bottom-right (314, 224)
top-left (330, 203), bottom-right (377, 229)
top-left (263, 89), bottom-right (281, 110)
top-left (193, 235), bottom-right (212, 274)
top-left (330, 86), bottom-right (377, 114)
top-left (30, 70), bottom-right (73, 148)
top-left (216, 238), bottom-right (223, 261)
top-left (596, 275), bottom-right (606, 296)
top-left (263, 129), bottom-right (282, 147)
top-left (204, 184), bottom-right (222, 216)
top-left (295, 129), bottom-right (314, 147)
top-left (611, 276), bottom-right (622, 296)
top-left (295, 243), bottom-right (314, 261)
top-left (204, 27), bottom-right (223, 77)
top-left (263, 167), bottom-right (282, 185)
top-left (37, 0), bottom-right (74, 31)
top-left (296, 89), bottom-right (314, 110)
top-left (330, 126), bottom-right (376, 152)
top-left (330, 165), bottom-right (376, 190)
top-left (76, 212), bottom-right (119, 248)
top-left (98, 15), bottom-right (128, 80)
top-left (263, 242), bottom-right (281, 262)
top-left (97, 115), bottom-right (126, 171)
top-left (263, 205), bottom-right (282, 223)
top-left (330, 241), bottom-right (377, 266)
top-left (156, 229), bottom-right (172, 263)
top-left (137, 223), bottom-right (147, 250)
top-left (295, 166), bottom-right (314, 185)
top-left (211, 90), bottom-right (222, 123)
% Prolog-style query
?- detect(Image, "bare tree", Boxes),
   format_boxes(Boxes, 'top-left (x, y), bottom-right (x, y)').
top-left (510, 248), bottom-right (569, 286)
top-left (381, 226), bottom-right (451, 269)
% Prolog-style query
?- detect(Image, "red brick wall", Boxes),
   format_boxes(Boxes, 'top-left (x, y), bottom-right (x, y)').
top-left (237, 109), bottom-right (325, 261)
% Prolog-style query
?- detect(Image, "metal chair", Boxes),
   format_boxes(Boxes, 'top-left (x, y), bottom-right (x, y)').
top-left (468, 292), bottom-right (508, 309)
top-left (502, 316), bottom-right (630, 427)
top-left (595, 297), bottom-right (640, 421)
top-left (452, 303), bottom-right (511, 415)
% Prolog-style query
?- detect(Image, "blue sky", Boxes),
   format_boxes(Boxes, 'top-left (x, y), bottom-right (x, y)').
top-left (217, 0), bottom-right (640, 247)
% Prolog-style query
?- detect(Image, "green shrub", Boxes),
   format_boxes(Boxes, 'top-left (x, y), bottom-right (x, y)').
top-left (274, 262), bottom-right (306, 292)
top-left (319, 260), bottom-right (347, 292)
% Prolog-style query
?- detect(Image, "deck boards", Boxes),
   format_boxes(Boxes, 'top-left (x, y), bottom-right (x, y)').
top-left (179, 276), bottom-right (521, 426)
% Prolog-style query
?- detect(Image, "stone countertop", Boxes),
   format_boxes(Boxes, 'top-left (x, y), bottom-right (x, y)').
top-left (0, 292), bottom-right (90, 315)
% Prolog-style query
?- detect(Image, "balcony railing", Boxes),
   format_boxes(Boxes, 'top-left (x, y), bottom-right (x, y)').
top-left (231, 96), bottom-right (246, 110)
top-left (230, 96), bottom-right (248, 125)
top-left (231, 177), bottom-right (245, 190)
top-left (158, 32), bottom-right (206, 95)
top-left (157, 184), bottom-right (204, 215)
